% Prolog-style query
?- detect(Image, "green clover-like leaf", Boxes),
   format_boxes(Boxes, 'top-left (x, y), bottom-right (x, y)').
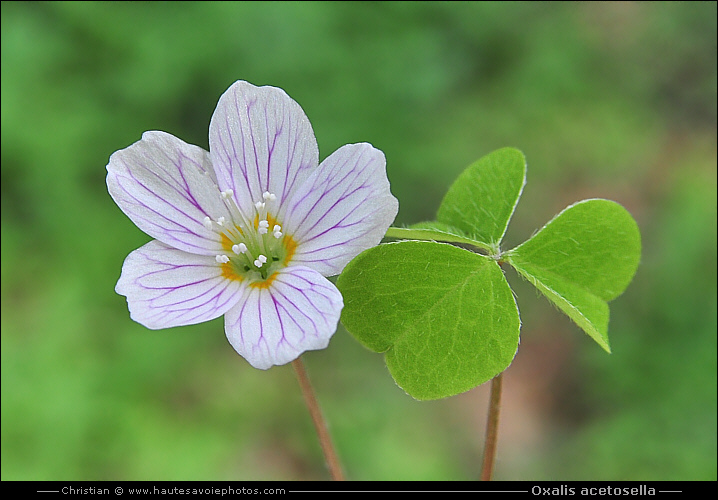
top-left (337, 241), bottom-right (520, 400)
top-left (436, 147), bottom-right (526, 251)
top-left (504, 199), bottom-right (641, 352)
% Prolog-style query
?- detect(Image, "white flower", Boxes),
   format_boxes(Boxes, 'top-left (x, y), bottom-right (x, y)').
top-left (107, 81), bottom-right (398, 369)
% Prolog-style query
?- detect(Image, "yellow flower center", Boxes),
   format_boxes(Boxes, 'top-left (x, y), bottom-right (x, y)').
top-left (205, 190), bottom-right (297, 287)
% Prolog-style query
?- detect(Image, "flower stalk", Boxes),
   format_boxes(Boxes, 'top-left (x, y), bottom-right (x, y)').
top-left (480, 372), bottom-right (503, 481)
top-left (292, 358), bottom-right (345, 481)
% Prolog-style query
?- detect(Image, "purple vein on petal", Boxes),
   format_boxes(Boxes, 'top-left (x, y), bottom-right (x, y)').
top-left (138, 137), bottom-right (215, 213)
top-left (162, 150), bottom-right (205, 213)
top-left (227, 102), bottom-right (249, 198)
top-left (244, 96), bottom-right (263, 193)
top-left (270, 293), bottom-right (287, 338)
top-left (255, 285), bottom-right (265, 358)
top-left (144, 280), bottom-right (235, 325)
top-left (220, 264), bottom-right (343, 369)
top-left (267, 270), bottom-right (337, 354)
top-left (149, 148), bottom-right (202, 209)
top-left (119, 243), bottom-right (243, 328)
top-left (113, 177), bottom-right (216, 253)
top-left (263, 102), bottom-right (274, 194)
top-left (296, 189), bottom-right (372, 245)
top-left (122, 166), bottom-right (205, 232)
top-left (288, 151), bottom-right (374, 233)
top-left (235, 290), bottom-right (252, 348)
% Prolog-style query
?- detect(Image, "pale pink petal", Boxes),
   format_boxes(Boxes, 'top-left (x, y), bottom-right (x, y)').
top-left (208, 81), bottom-right (319, 221)
top-left (107, 131), bottom-right (231, 255)
top-left (224, 266), bottom-right (343, 369)
top-left (116, 240), bottom-right (245, 329)
top-left (283, 143), bottom-right (398, 276)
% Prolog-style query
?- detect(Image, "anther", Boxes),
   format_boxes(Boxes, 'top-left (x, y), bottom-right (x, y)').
top-left (262, 191), bottom-right (276, 201)
top-left (217, 216), bottom-right (226, 226)
top-left (255, 201), bottom-right (265, 210)
top-left (258, 219), bottom-right (269, 235)
top-left (232, 243), bottom-right (247, 255)
top-left (221, 189), bottom-right (234, 199)
top-left (203, 216), bottom-right (213, 230)
top-left (216, 255), bottom-right (230, 264)
top-left (254, 254), bottom-right (268, 269)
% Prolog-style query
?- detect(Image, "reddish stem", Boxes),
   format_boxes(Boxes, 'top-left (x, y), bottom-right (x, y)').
top-left (481, 372), bottom-right (503, 481)
top-left (292, 358), bottom-right (345, 480)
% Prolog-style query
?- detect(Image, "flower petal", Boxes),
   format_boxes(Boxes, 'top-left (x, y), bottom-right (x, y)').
top-left (107, 131), bottom-right (231, 255)
top-left (283, 143), bottom-right (398, 276)
top-left (116, 240), bottom-right (244, 329)
top-left (224, 266), bottom-right (343, 369)
top-left (208, 81), bottom-right (319, 220)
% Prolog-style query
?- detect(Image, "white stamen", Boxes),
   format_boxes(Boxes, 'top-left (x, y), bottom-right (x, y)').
top-left (255, 201), bottom-right (265, 210)
top-left (258, 254), bottom-right (267, 264)
top-left (258, 219), bottom-right (269, 235)
top-left (232, 243), bottom-right (247, 255)
top-left (273, 225), bottom-right (281, 232)
top-left (203, 216), bottom-right (213, 230)
top-left (262, 191), bottom-right (276, 202)
top-left (215, 255), bottom-right (230, 264)
top-left (216, 216), bottom-right (226, 226)
top-left (221, 189), bottom-right (234, 199)
top-left (273, 231), bottom-right (283, 239)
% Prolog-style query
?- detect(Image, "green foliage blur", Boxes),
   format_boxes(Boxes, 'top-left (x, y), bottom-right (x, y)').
top-left (2, 1), bottom-right (715, 481)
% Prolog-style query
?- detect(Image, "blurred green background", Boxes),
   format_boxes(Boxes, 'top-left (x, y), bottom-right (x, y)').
top-left (2, 1), bottom-right (716, 481)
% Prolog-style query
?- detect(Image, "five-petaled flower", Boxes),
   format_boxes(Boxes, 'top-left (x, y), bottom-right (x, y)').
top-left (107, 81), bottom-right (398, 369)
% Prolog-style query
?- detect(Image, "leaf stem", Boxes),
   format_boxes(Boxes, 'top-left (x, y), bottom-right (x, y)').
top-left (384, 226), bottom-right (495, 254)
top-left (481, 372), bottom-right (503, 481)
top-left (291, 357), bottom-right (345, 481)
